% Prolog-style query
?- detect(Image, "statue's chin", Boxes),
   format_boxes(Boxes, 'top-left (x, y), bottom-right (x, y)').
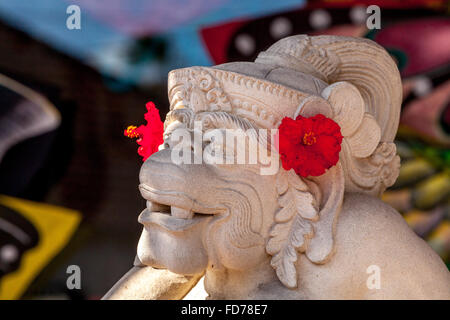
top-left (137, 224), bottom-right (208, 275)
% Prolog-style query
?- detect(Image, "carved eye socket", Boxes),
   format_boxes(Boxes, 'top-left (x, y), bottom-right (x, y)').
top-left (162, 120), bottom-right (188, 150)
top-left (161, 142), bottom-right (170, 150)
top-left (161, 134), bottom-right (174, 150)
top-left (203, 129), bottom-right (230, 164)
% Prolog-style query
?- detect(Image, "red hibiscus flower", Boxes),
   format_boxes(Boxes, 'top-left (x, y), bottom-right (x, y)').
top-left (124, 101), bottom-right (164, 161)
top-left (277, 114), bottom-right (343, 177)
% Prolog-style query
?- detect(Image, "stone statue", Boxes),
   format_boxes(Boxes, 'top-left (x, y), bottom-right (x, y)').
top-left (103, 35), bottom-right (450, 300)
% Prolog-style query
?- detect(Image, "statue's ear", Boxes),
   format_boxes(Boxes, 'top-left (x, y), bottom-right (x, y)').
top-left (266, 163), bottom-right (344, 288)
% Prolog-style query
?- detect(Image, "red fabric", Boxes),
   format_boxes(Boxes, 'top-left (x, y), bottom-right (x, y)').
top-left (200, 20), bottom-right (246, 64)
top-left (277, 114), bottom-right (343, 177)
top-left (124, 102), bottom-right (164, 161)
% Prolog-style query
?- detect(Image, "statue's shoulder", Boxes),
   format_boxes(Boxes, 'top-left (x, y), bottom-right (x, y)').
top-left (334, 193), bottom-right (450, 299)
top-left (338, 192), bottom-right (436, 256)
top-left (340, 193), bottom-right (409, 234)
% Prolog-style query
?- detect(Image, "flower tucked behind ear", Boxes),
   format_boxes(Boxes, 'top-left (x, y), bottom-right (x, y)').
top-left (124, 101), bottom-right (164, 161)
top-left (277, 114), bottom-right (343, 177)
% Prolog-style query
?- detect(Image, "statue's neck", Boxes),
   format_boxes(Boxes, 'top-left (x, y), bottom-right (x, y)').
top-left (203, 261), bottom-right (300, 299)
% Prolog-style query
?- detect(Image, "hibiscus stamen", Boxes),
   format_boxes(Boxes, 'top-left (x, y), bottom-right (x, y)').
top-left (124, 125), bottom-right (140, 138)
top-left (303, 131), bottom-right (316, 146)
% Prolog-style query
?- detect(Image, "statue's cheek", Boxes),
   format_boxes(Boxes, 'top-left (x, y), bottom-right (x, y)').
top-left (209, 222), bottom-right (267, 271)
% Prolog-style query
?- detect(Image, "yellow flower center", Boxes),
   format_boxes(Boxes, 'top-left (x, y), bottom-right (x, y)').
top-left (125, 125), bottom-right (139, 138)
top-left (303, 131), bottom-right (316, 146)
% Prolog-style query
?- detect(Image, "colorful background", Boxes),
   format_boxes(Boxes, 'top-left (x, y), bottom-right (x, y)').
top-left (0, 0), bottom-right (448, 299)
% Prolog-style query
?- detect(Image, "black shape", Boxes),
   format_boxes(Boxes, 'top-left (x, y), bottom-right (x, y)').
top-left (0, 204), bottom-right (39, 280)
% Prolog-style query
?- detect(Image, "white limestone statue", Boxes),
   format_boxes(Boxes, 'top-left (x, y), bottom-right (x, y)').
top-left (103, 35), bottom-right (450, 300)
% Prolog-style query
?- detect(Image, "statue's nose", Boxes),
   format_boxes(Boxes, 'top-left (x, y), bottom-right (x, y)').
top-left (143, 148), bottom-right (172, 164)
top-left (138, 149), bottom-right (189, 190)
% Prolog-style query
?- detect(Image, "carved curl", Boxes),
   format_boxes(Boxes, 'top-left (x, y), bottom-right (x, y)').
top-left (266, 169), bottom-right (317, 288)
top-left (267, 164), bottom-right (344, 288)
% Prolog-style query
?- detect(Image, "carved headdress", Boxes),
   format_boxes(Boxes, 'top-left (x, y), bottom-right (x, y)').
top-left (167, 35), bottom-right (401, 196)
top-left (166, 35), bottom-right (402, 288)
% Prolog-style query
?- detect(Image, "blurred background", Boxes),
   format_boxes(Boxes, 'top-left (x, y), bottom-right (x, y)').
top-left (0, 0), bottom-right (448, 299)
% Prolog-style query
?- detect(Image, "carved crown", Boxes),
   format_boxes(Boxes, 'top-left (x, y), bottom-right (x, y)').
top-left (167, 66), bottom-right (309, 129)
top-left (255, 35), bottom-right (340, 83)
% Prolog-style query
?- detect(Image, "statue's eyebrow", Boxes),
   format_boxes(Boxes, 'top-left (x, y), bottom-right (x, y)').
top-left (197, 112), bottom-right (268, 149)
top-left (164, 108), bottom-right (194, 130)
top-left (195, 112), bottom-right (256, 131)
top-left (164, 110), bottom-right (260, 145)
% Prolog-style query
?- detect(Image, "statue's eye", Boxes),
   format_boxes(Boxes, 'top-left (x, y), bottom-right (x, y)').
top-left (202, 129), bottom-right (228, 164)
top-left (162, 121), bottom-right (189, 150)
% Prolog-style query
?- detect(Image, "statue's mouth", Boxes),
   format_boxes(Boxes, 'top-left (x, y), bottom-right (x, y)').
top-left (138, 183), bottom-right (218, 231)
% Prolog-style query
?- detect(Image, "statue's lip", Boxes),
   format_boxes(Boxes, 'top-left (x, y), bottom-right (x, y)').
top-left (138, 183), bottom-right (222, 231)
top-left (138, 183), bottom-right (224, 215)
top-left (138, 209), bottom-right (210, 231)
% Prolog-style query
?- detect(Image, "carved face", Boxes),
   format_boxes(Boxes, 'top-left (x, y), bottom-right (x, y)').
top-left (136, 112), bottom-right (279, 275)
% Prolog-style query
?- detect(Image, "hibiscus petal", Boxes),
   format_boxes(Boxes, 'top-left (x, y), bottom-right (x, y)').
top-left (314, 136), bottom-right (341, 165)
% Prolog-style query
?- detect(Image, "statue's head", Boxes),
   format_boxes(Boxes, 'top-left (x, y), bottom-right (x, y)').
top-left (136, 35), bottom-right (402, 288)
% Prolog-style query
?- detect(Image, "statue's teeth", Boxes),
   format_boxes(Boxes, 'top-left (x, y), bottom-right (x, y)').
top-left (147, 201), bottom-right (170, 213)
top-left (171, 206), bottom-right (193, 219)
